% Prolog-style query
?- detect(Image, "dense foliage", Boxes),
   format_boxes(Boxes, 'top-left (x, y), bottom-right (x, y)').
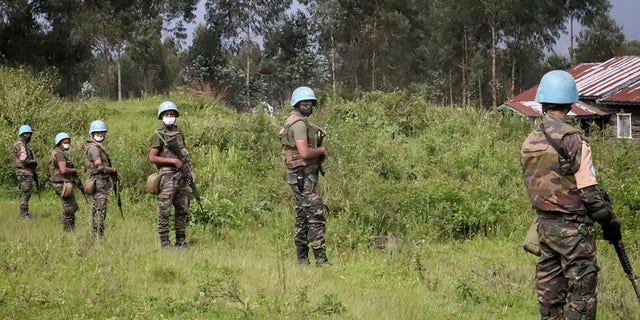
top-left (4, 0), bottom-right (640, 109)
top-left (3, 68), bottom-right (640, 248)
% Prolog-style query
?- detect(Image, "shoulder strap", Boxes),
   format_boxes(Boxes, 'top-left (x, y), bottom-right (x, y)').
top-left (539, 122), bottom-right (569, 161)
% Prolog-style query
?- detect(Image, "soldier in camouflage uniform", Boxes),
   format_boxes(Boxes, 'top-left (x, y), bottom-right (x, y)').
top-left (12, 125), bottom-right (37, 220)
top-left (279, 86), bottom-right (330, 266)
top-left (520, 70), bottom-right (622, 320)
top-left (148, 101), bottom-right (193, 248)
top-left (83, 120), bottom-right (117, 236)
top-left (49, 132), bottom-right (80, 231)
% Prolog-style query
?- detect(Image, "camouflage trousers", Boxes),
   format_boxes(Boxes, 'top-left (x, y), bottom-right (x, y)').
top-left (52, 182), bottom-right (79, 231)
top-left (287, 166), bottom-right (327, 256)
top-left (157, 171), bottom-right (189, 246)
top-left (91, 177), bottom-right (110, 236)
top-left (536, 213), bottom-right (599, 320)
top-left (16, 173), bottom-right (34, 218)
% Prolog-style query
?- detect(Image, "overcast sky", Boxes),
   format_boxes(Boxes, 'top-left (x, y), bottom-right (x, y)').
top-left (553, 0), bottom-right (640, 55)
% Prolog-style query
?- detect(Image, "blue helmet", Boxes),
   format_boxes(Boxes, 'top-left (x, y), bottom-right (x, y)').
top-left (55, 132), bottom-right (71, 145)
top-left (535, 70), bottom-right (579, 104)
top-left (157, 101), bottom-right (179, 119)
top-left (18, 124), bottom-right (33, 136)
top-left (290, 86), bottom-right (317, 107)
top-left (89, 120), bottom-right (108, 134)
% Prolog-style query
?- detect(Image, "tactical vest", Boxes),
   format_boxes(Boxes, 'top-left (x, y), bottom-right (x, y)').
top-left (520, 115), bottom-right (587, 214)
top-left (279, 111), bottom-right (318, 169)
top-left (12, 139), bottom-right (34, 175)
top-left (83, 140), bottom-right (111, 178)
top-left (154, 126), bottom-right (189, 169)
top-left (48, 148), bottom-right (75, 183)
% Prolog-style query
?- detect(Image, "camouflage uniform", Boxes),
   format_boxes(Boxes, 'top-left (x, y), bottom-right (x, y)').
top-left (149, 125), bottom-right (190, 247)
top-left (83, 139), bottom-right (112, 236)
top-left (12, 137), bottom-right (37, 220)
top-left (280, 109), bottom-right (329, 266)
top-left (521, 113), bottom-right (607, 320)
top-left (49, 147), bottom-right (79, 231)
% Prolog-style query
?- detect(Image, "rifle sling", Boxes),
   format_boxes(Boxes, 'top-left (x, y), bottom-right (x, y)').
top-left (539, 122), bottom-right (570, 162)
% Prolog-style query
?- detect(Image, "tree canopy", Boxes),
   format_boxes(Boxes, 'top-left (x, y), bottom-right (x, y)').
top-left (1, 0), bottom-right (632, 108)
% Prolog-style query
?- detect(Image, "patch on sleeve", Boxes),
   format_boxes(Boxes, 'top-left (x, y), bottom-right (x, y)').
top-left (575, 141), bottom-right (598, 189)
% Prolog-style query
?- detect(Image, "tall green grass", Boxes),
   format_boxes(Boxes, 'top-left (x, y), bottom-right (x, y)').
top-left (2, 69), bottom-right (640, 318)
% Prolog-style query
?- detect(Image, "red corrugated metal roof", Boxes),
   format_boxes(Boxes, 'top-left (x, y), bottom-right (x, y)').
top-left (601, 80), bottom-right (640, 104)
top-left (503, 56), bottom-right (640, 117)
top-left (502, 100), bottom-right (605, 117)
top-left (571, 56), bottom-right (640, 98)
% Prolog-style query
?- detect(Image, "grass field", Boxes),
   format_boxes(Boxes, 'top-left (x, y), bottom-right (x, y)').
top-left (1, 193), bottom-right (638, 319)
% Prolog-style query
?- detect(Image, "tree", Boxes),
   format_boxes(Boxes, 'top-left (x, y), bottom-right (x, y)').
top-left (204, 0), bottom-right (292, 108)
top-left (262, 10), bottom-right (330, 107)
top-left (574, 13), bottom-right (625, 63)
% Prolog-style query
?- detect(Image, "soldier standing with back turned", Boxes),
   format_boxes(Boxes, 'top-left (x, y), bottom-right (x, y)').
top-left (520, 70), bottom-right (622, 320)
top-left (12, 124), bottom-right (37, 221)
top-left (279, 86), bottom-right (330, 266)
top-left (84, 120), bottom-right (117, 236)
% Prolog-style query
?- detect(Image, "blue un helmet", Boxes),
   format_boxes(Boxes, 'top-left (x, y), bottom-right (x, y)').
top-left (18, 124), bottom-right (33, 136)
top-left (157, 101), bottom-right (179, 119)
top-left (89, 120), bottom-right (108, 134)
top-left (55, 132), bottom-right (71, 146)
top-left (535, 70), bottom-right (579, 104)
top-left (290, 86), bottom-right (317, 107)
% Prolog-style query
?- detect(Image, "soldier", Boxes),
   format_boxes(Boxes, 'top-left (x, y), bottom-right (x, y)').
top-left (520, 70), bottom-right (622, 320)
top-left (83, 120), bottom-right (117, 236)
top-left (148, 101), bottom-right (193, 248)
top-left (49, 132), bottom-right (80, 231)
top-left (11, 124), bottom-right (38, 220)
top-left (279, 86), bottom-right (330, 266)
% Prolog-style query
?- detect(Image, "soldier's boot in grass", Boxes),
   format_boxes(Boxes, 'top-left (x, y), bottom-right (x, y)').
top-left (313, 248), bottom-right (330, 267)
top-left (540, 306), bottom-right (564, 320)
top-left (175, 233), bottom-right (187, 249)
top-left (160, 234), bottom-right (172, 249)
top-left (296, 246), bottom-right (310, 265)
top-left (19, 208), bottom-right (33, 221)
top-left (63, 222), bottom-right (75, 232)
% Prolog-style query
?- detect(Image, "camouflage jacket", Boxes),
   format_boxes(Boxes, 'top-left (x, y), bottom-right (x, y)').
top-left (83, 139), bottom-right (111, 178)
top-left (149, 125), bottom-right (189, 169)
top-left (48, 147), bottom-right (76, 183)
top-left (520, 114), bottom-right (595, 214)
top-left (279, 110), bottom-right (320, 169)
top-left (11, 138), bottom-right (36, 176)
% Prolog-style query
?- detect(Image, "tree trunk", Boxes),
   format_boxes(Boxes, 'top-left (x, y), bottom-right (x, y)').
top-left (330, 32), bottom-right (336, 96)
top-left (117, 56), bottom-right (122, 102)
top-left (490, 24), bottom-right (497, 107)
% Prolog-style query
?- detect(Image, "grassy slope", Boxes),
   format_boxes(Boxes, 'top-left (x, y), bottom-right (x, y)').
top-left (1, 98), bottom-right (639, 319)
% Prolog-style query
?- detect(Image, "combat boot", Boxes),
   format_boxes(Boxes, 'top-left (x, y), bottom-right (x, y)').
top-left (313, 248), bottom-right (331, 267)
top-left (160, 234), bottom-right (172, 249)
top-left (540, 306), bottom-right (564, 320)
top-left (297, 246), bottom-right (310, 265)
top-left (175, 233), bottom-right (187, 249)
top-left (20, 208), bottom-right (33, 221)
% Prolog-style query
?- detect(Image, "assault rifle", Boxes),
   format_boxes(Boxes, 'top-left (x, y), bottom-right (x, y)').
top-left (316, 127), bottom-right (326, 176)
top-left (107, 158), bottom-right (124, 219)
top-left (29, 162), bottom-right (41, 201)
top-left (611, 239), bottom-right (640, 304)
top-left (167, 139), bottom-right (204, 212)
top-left (75, 176), bottom-right (89, 204)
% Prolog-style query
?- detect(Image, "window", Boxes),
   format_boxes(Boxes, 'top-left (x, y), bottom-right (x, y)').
top-left (617, 113), bottom-right (632, 139)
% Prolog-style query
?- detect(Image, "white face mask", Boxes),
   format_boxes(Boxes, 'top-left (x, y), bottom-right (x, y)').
top-left (61, 143), bottom-right (70, 150)
top-left (93, 134), bottom-right (105, 142)
top-left (162, 116), bottom-right (176, 126)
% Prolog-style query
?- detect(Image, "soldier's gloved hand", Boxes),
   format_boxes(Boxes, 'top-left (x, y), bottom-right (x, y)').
top-left (602, 219), bottom-right (622, 242)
